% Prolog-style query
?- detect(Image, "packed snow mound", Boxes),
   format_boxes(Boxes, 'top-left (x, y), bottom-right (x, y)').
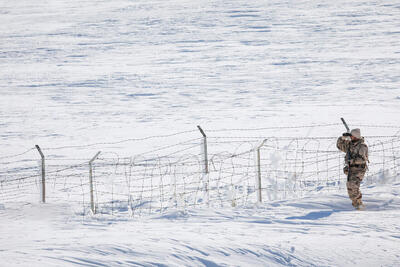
top-left (1, 180), bottom-right (399, 266)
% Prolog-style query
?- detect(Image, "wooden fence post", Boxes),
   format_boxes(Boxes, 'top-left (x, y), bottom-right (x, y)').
top-left (35, 145), bottom-right (45, 203)
top-left (89, 151), bottom-right (101, 214)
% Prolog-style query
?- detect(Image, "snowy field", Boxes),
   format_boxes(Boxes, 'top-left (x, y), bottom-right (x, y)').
top-left (1, 181), bottom-right (400, 266)
top-left (1, 0), bottom-right (400, 266)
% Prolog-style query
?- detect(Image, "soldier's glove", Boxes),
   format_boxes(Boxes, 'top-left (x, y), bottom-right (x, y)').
top-left (341, 133), bottom-right (351, 141)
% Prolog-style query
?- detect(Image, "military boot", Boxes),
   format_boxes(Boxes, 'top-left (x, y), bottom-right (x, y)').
top-left (357, 202), bottom-right (365, 210)
top-left (354, 200), bottom-right (365, 210)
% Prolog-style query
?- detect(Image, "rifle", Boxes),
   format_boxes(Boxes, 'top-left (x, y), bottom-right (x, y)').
top-left (340, 118), bottom-right (351, 182)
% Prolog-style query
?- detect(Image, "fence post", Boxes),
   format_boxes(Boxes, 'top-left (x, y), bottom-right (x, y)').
top-left (197, 126), bottom-right (209, 174)
top-left (35, 145), bottom-right (45, 203)
top-left (197, 126), bottom-right (209, 205)
top-left (256, 139), bottom-right (268, 203)
top-left (89, 151), bottom-right (101, 214)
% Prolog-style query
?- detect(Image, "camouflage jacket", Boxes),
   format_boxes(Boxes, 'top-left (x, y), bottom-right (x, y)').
top-left (337, 136), bottom-right (369, 166)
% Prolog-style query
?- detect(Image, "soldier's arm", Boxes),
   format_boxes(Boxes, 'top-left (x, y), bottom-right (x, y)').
top-left (359, 144), bottom-right (368, 163)
top-left (336, 136), bottom-right (350, 152)
top-left (353, 144), bottom-right (368, 164)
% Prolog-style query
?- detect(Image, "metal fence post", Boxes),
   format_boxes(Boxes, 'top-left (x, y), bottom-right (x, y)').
top-left (89, 151), bottom-right (101, 214)
top-left (256, 139), bottom-right (268, 203)
top-left (35, 145), bottom-right (45, 203)
top-left (197, 126), bottom-right (208, 174)
top-left (197, 126), bottom-right (209, 205)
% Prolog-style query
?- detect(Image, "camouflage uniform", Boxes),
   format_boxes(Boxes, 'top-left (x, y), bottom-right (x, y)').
top-left (337, 136), bottom-right (368, 209)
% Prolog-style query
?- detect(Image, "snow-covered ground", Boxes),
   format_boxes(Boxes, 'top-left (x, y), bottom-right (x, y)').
top-left (1, 0), bottom-right (400, 266)
top-left (1, 181), bottom-right (400, 266)
top-left (1, 0), bottom-right (400, 152)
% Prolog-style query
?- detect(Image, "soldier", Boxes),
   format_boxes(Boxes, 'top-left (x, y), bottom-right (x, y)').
top-left (337, 128), bottom-right (368, 210)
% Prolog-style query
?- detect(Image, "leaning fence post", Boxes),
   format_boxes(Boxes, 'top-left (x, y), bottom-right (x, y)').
top-left (35, 145), bottom-right (45, 203)
top-left (89, 151), bottom-right (101, 214)
top-left (256, 139), bottom-right (268, 203)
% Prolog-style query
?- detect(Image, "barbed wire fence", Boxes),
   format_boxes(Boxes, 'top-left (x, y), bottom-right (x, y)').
top-left (0, 123), bottom-right (399, 218)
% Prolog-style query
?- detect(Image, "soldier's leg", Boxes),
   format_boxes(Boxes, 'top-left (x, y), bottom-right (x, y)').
top-left (346, 177), bottom-right (361, 207)
top-left (346, 170), bottom-right (366, 208)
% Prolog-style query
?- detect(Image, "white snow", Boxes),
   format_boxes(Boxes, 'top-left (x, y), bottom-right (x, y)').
top-left (1, 182), bottom-right (399, 266)
top-left (1, 0), bottom-right (400, 266)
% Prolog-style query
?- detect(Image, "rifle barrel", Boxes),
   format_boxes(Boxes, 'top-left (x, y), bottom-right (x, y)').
top-left (341, 118), bottom-right (350, 132)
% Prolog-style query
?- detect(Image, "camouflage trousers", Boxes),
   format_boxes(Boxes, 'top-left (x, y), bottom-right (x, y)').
top-left (344, 167), bottom-right (366, 207)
